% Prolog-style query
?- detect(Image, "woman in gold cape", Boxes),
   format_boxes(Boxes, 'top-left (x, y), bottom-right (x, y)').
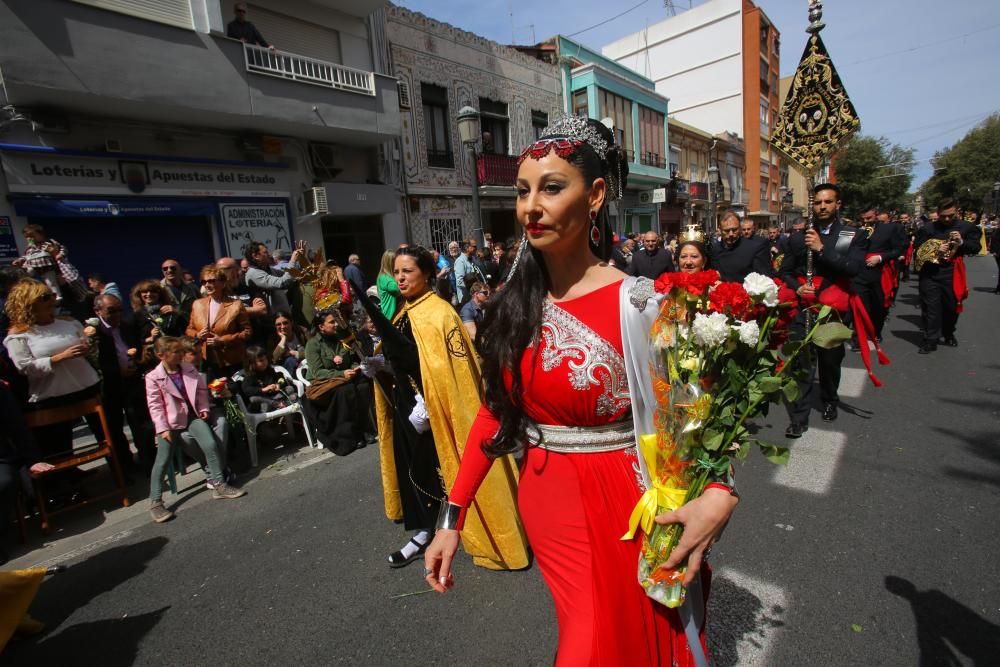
top-left (371, 247), bottom-right (528, 570)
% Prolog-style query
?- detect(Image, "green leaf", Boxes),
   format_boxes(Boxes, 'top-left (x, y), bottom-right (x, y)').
top-left (702, 429), bottom-right (726, 451)
top-left (818, 304), bottom-right (833, 320)
top-left (758, 442), bottom-right (790, 465)
top-left (757, 376), bottom-right (782, 393)
top-left (812, 322), bottom-right (853, 349)
top-left (737, 441), bottom-right (751, 460)
top-left (851, 623), bottom-right (863, 633)
top-left (782, 379), bottom-right (801, 402)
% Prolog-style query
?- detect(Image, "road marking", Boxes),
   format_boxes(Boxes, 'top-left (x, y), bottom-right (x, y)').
top-left (772, 428), bottom-right (847, 494)
top-left (29, 529), bottom-right (134, 569)
top-left (707, 567), bottom-right (789, 666)
top-left (838, 367), bottom-right (869, 399)
top-left (277, 450), bottom-right (335, 475)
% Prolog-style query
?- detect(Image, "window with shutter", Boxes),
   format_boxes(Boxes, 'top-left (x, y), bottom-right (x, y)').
top-left (247, 5), bottom-right (341, 64)
top-left (70, 0), bottom-right (192, 29)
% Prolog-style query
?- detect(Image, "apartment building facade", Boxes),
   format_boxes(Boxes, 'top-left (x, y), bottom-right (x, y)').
top-left (0, 0), bottom-right (402, 288)
top-left (386, 6), bottom-right (562, 252)
top-left (602, 0), bottom-right (782, 227)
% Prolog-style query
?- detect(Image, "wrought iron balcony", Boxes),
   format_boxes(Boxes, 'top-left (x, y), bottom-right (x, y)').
top-left (477, 153), bottom-right (518, 187)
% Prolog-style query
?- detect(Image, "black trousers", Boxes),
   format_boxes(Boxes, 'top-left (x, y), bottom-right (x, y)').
top-left (785, 312), bottom-right (847, 426)
top-left (919, 276), bottom-right (958, 342)
top-left (994, 254), bottom-right (1000, 291)
top-left (0, 462), bottom-right (17, 548)
top-left (854, 279), bottom-right (886, 340)
top-left (102, 375), bottom-right (155, 469)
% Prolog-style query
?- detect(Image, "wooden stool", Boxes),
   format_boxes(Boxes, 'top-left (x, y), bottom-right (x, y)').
top-left (24, 397), bottom-right (130, 533)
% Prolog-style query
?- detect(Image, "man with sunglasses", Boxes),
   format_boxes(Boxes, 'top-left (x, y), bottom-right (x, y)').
top-left (459, 282), bottom-right (490, 340)
top-left (225, 3), bottom-right (274, 49)
top-left (160, 259), bottom-right (200, 318)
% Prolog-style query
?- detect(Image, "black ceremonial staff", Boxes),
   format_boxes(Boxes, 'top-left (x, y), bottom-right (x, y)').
top-left (769, 0), bottom-right (860, 328)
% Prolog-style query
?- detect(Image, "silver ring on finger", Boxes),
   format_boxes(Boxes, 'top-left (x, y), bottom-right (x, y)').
top-left (422, 567), bottom-right (434, 577)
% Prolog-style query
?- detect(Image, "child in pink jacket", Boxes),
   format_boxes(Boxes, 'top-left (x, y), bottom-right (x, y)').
top-left (145, 337), bottom-right (244, 523)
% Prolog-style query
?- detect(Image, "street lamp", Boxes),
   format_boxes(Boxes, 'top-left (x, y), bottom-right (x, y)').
top-left (457, 106), bottom-right (485, 247)
top-left (707, 164), bottom-right (720, 233)
top-left (779, 185), bottom-right (788, 231)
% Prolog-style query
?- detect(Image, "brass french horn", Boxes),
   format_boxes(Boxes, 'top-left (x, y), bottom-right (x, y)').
top-left (913, 236), bottom-right (960, 272)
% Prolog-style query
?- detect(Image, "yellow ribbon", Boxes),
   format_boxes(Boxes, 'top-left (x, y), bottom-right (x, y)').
top-left (621, 434), bottom-right (688, 540)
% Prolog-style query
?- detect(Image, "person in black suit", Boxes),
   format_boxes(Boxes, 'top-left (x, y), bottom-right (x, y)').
top-left (780, 183), bottom-right (868, 437)
top-left (710, 211), bottom-right (774, 282)
top-left (852, 207), bottom-right (908, 343)
top-left (913, 198), bottom-right (982, 353)
top-left (628, 231), bottom-right (675, 279)
top-left (94, 294), bottom-right (155, 471)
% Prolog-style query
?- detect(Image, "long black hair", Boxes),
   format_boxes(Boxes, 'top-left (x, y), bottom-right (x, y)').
top-left (477, 118), bottom-right (629, 457)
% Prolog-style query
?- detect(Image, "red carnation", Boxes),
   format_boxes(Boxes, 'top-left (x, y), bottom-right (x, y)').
top-left (685, 270), bottom-right (720, 296)
top-left (708, 281), bottom-right (751, 317)
top-left (654, 273), bottom-right (679, 294)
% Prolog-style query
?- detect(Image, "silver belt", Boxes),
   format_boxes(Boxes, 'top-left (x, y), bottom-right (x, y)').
top-left (528, 421), bottom-right (635, 453)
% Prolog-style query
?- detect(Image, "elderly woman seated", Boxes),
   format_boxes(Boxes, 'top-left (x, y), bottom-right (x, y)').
top-left (300, 310), bottom-right (375, 456)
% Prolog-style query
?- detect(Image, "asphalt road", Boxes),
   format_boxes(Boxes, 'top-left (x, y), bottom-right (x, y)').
top-left (4, 257), bottom-right (999, 666)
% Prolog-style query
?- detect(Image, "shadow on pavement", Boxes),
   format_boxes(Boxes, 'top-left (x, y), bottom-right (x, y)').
top-left (885, 575), bottom-right (1000, 665)
top-left (933, 426), bottom-right (1000, 488)
top-left (706, 574), bottom-right (784, 666)
top-left (3, 537), bottom-right (169, 663)
top-left (888, 328), bottom-right (924, 348)
top-left (5, 607), bottom-right (169, 666)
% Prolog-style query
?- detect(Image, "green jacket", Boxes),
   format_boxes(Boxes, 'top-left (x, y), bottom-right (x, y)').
top-left (305, 330), bottom-right (358, 380)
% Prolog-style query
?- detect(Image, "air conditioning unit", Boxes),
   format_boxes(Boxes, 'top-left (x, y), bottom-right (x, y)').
top-left (309, 142), bottom-right (343, 180)
top-left (304, 186), bottom-right (328, 215)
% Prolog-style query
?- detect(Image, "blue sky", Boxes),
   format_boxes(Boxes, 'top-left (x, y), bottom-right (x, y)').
top-left (396, 0), bottom-right (1000, 190)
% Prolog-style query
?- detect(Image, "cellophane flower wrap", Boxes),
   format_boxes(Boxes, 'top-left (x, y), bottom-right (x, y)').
top-left (207, 378), bottom-right (246, 437)
top-left (623, 271), bottom-right (850, 609)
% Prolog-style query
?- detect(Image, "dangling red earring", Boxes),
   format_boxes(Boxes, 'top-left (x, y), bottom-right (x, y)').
top-left (589, 209), bottom-right (601, 246)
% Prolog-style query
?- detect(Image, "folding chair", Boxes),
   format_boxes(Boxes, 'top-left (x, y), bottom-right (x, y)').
top-left (23, 396), bottom-right (130, 533)
top-left (231, 370), bottom-right (317, 467)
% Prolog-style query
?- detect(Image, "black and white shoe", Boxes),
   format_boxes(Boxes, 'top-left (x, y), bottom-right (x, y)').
top-left (387, 535), bottom-right (428, 569)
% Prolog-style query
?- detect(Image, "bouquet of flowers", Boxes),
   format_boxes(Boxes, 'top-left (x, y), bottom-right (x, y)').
top-left (207, 378), bottom-right (246, 436)
top-left (623, 270), bottom-right (850, 608)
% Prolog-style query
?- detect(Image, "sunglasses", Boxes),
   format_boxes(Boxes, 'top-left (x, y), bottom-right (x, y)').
top-left (477, 290), bottom-right (491, 296)
top-left (202, 278), bottom-right (218, 284)
top-left (162, 266), bottom-right (178, 272)
top-left (105, 307), bottom-right (123, 314)
top-left (36, 292), bottom-right (56, 303)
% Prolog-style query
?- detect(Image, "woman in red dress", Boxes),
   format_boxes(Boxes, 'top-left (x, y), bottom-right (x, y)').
top-left (423, 117), bottom-right (739, 665)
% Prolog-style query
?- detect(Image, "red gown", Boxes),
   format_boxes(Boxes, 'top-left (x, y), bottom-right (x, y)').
top-left (450, 280), bottom-right (706, 666)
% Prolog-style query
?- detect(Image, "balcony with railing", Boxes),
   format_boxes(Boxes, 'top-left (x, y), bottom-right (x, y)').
top-left (0, 0), bottom-right (399, 144)
top-left (640, 152), bottom-right (667, 169)
top-left (477, 153), bottom-right (519, 187)
top-left (244, 44), bottom-right (375, 96)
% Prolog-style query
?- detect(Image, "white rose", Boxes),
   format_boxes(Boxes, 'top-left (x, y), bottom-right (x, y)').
top-left (743, 273), bottom-right (779, 307)
top-left (691, 312), bottom-right (730, 347)
top-left (734, 320), bottom-right (760, 346)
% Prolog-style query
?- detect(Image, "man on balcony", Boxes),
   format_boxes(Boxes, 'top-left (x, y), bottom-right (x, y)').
top-left (226, 3), bottom-right (274, 50)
